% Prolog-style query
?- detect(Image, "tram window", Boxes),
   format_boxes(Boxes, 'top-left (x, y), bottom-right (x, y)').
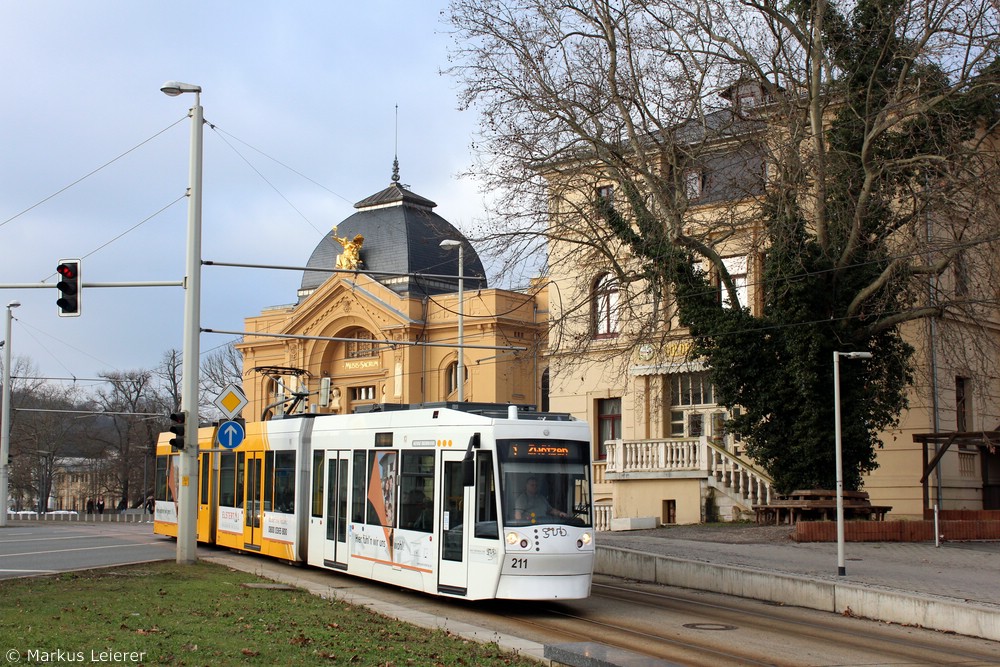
top-left (375, 432), bottom-right (393, 447)
top-left (273, 452), bottom-right (295, 513)
top-left (442, 461), bottom-right (464, 562)
top-left (400, 451), bottom-right (434, 532)
top-left (235, 452), bottom-right (245, 507)
top-left (311, 450), bottom-right (324, 518)
top-left (366, 451), bottom-right (397, 527)
top-left (264, 452), bottom-right (274, 512)
top-left (351, 451), bottom-right (366, 522)
top-left (155, 456), bottom-right (169, 502)
top-left (474, 452), bottom-right (499, 539)
top-left (200, 454), bottom-right (210, 505)
top-left (573, 476), bottom-right (592, 519)
top-left (337, 458), bottom-right (349, 543)
top-left (219, 452), bottom-right (236, 507)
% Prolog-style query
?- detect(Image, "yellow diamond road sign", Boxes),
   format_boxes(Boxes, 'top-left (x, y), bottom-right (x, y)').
top-left (215, 384), bottom-right (248, 420)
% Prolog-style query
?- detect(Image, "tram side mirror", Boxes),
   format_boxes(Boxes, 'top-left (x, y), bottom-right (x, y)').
top-left (462, 432), bottom-right (480, 487)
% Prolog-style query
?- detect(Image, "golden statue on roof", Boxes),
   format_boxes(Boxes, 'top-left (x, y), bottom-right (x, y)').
top-left (332, 227), bottom-right (364, 270)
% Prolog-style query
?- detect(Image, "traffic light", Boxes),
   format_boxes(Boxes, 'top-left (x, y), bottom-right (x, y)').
top-left (168, 411), bottom-right (186, 450)
top-left (55, 259), bottom-right (81, 317)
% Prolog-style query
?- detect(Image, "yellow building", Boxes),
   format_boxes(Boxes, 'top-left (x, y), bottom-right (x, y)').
top-left (237, 169), bottom-right (546, 420)
top-left (541, 86), bottom-right (1000, 527)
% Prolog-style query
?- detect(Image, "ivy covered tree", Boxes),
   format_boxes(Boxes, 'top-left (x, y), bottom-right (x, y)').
top-left (447, 0), bottom-right (1000, 492)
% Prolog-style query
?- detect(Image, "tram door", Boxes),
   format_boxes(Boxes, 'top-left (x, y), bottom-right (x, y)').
top-left (197, 452), bottom-right (214, 543)
top-left (243, 451), bottom-right (265, 550)
top-left (438, 451), bottom-right (470, 595)
top-left (323, 450), bottom-right (350, 569)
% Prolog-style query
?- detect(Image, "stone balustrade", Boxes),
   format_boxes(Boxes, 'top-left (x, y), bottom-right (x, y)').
top-left (599, 436), bottom-right (774, 521)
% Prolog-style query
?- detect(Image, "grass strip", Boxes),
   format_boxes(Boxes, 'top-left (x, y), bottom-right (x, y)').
top-left (0, 561), bottom-right (537, 666)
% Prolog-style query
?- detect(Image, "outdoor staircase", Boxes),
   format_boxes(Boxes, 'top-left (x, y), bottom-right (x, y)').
top-left (602, 435), bottom-right (774, 524)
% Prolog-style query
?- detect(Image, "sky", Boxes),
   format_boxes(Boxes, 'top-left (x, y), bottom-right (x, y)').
top-left (0, 2), bottom-right (491, 390)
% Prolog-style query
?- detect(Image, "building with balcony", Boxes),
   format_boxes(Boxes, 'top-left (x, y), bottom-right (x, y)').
top-left (541, 82), bottom-right (1000, 527)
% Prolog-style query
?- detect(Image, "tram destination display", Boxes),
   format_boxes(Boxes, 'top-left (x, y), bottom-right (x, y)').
top-left (497, 439), bottom-right (587, 463)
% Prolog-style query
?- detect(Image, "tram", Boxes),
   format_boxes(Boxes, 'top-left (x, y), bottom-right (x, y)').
top-left (153, 403), bottom-right (595, 600)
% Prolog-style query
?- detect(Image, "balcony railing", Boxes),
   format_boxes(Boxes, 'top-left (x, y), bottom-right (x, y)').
top-left (602, 436), bottom-right (773, 508)
top-left (593, 503), bottom-right (613, 532)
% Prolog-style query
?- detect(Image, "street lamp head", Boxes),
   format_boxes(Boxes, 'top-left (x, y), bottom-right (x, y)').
top-left (6, 301), bottom-right (20, 310)
top-left (439, 239), bottom-right (461, 250)
top-left (160, 81), bottom-right (202, 96)
top-left (841, 352), bottom-right (873, 360)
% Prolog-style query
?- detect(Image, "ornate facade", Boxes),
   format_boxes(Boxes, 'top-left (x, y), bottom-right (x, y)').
top-left (236, 172), bottom-right (546, 420)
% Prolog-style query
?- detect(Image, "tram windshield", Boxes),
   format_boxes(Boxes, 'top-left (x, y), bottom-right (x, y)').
top-left (497, 439), bottom-right (592, 526)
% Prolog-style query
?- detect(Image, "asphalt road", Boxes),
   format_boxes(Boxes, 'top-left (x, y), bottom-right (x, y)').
top-left (3, 522), bottom-right (999, 665)
top-left (0, 521), bottom-right (173, 579)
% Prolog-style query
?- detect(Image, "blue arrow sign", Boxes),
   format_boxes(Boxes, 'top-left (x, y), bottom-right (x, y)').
top-left (217, 420), bottom-right (245, 450)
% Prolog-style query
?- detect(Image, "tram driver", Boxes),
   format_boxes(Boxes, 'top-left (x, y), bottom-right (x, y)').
top-left (514, 476), bottom-right (569, 522)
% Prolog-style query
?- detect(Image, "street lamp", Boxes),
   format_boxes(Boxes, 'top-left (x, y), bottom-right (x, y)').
top-left (833, 350), bottom-right (872, 576)
top-left (161, 81), bottom-right (203, 564)
top-left (439, 240), bottom-right (464, 402)
top-left (0, 300), bottom-right (21, 527)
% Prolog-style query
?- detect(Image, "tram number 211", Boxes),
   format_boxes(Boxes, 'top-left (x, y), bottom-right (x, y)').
top-left (510, 557), bottom-right (529, 569)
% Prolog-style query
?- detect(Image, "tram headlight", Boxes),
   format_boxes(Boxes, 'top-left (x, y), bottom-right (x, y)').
top-left (577, 532), bottom-right (592, 549)
top-left (506, 531), bottom-right (531, 549)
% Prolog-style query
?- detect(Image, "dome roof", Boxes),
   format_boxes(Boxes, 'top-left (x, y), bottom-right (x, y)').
top-left (299, 167), bottom-right (487, 301)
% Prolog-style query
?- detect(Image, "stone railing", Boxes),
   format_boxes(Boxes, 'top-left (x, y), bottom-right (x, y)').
top-left (593, 503), bottom-right (614, 532)
top-left (704, 439), bottom-right (773, 508)
top-left (605, 436), bottom-right (703, 475)
top-left (592, 460), bottom-right (607, 486)
top-left (603, 436), bottom-right (773, 511)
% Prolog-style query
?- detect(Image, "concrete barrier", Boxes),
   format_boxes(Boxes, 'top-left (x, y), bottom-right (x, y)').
top-left (595, 545), bottom-right (1000, 642)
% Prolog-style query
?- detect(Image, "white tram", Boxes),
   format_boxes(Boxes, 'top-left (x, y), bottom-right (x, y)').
top-left (153, 403), bottom-right (595, 600)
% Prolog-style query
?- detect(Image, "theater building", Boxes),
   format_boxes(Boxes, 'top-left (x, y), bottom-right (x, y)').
top-left (236, 168), bottom-right (546, 421)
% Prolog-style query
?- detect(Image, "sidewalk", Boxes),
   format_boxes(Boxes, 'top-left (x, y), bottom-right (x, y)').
top-left (596, 526), bottom-right (1000, 641)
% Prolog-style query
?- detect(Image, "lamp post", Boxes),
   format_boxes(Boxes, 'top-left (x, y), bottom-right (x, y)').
top-left (833, 350), bottom-right (872, 576)
top-left (0, 300), bottom-right (21, 527)
top-left (439, 240), bottom-right (464, 402)
top-left (161, 81), bottom-right (203, 564)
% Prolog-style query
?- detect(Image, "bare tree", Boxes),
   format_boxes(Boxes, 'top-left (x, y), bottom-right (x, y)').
top-left (446, 0), bottom-right (1000, 491)
top-left (155, 349), bottom-right (183, 413)
top-left (89, 370), bottom-right (161, 508)
top-left (6, 360), bottom-right (84, 512)
top-left (200, 341), bottom-right (244, 419)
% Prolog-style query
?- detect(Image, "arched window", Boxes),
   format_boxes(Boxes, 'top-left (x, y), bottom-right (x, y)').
top-left (344, 328), bottom-right (377, 359)
top-left (593, 273), bottom-right (619, 338)
top-left (447, 360), bottom-right (468, 396)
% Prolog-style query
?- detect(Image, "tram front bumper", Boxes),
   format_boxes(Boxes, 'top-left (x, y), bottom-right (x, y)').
top-left (495, 552), bottom-right (595, 600)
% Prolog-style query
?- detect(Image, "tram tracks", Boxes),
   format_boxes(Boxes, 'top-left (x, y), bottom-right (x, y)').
top-left (205, 550), bottom-right (1000, 666)
top-left (477, 580), bottom-right (1000, 666)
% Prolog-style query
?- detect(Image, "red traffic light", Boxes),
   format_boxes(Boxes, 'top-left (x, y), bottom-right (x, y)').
top-left (55, 259), bottom-right (81, 317)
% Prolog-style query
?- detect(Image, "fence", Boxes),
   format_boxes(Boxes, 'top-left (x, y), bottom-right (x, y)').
top-left (6, 509), bottom-right (152, 523)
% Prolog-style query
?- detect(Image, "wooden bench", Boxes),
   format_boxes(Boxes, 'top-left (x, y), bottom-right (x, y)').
top-left (754, 489), bottom-right (892, 525)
